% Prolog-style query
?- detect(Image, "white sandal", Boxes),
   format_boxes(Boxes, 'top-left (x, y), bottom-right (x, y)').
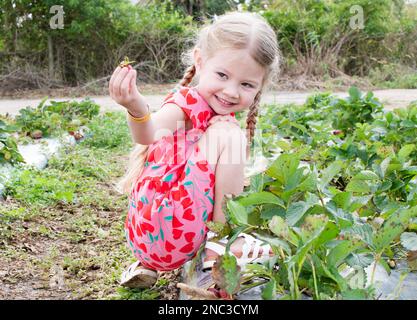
top-left (120, 261), bottom-right (158, 288)
top-left (202, 233), bottom-right (273, 270)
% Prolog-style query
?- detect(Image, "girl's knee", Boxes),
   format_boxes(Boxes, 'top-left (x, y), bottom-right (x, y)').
top-left (206, 120), bottom-right (246, 148)
top-left (206, 121), bottom-right (247, 166)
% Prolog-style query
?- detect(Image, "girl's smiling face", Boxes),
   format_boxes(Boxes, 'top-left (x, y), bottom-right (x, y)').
top-left (194, 48), bottom-right (266, 115)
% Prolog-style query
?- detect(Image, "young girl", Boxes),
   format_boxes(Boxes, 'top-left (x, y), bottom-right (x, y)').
top-left (109, 11), bottom-right (280, 290)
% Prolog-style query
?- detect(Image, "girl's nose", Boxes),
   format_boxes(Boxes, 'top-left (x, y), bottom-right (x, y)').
top-left (223, 85), bottom-right (239, 100)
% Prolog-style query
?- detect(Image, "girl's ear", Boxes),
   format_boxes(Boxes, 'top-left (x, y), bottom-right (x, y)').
top-left (193, 48), bottom-right (203, 73)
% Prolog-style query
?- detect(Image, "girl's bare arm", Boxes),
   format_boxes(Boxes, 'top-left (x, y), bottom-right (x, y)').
top-left (109, 66), bottom-right (187, 145)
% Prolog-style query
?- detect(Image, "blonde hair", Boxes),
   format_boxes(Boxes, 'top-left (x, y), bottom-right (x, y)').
top-left (119, 11), bottom-right (281, 194)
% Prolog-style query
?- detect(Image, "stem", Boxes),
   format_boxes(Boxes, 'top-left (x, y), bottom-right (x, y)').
top-left (370, 253), bottom-right (381, 286)
top-left (292, 264), bottom-right (300, 299)
top-left (309, 256), bottom-right (319, 300)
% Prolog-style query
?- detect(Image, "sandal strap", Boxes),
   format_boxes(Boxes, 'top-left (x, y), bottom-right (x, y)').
top-left (120, 260), bottom-right (157, 285)
top-left (204, 241), bottom-right (226, 255)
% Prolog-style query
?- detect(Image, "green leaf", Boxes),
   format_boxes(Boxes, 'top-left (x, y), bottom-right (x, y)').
top-left (319, 160), bottom-right (344, 191)
top-left (266, 154), bottom-right (300, 185)
top-left (327, 240), bottom-right (362, 268)
top-left (398, 144), bottom-right (415, 161)
top-left (348, 86), bottom-right (361, 101)
top-left (269, 216), bottom-right (290, 239)
top-left (400, 232), bottom-right (417, 251)
top-left (332, 192), bottom-right (352, 210)
top-left (348, 268), bottom-right (366, 289)
top-left (250, 173), bottom-right (264, 193)
top-left (262, 278), bottom-right (276, 300)
top-left (341, 288), bottom-right (369, 300)
top-left (226, 200), bottom-right (249, 226)
top-left (346, 253), bottom-right (374, 268)
top-left (345, 224), bottom-right (374, 247)
top-left (286, 201), bottom-right (309, 226)
top-left (345, 180), bottom-right (370, 193)
top-left (253, 232), bottom-right (292, 255)
top-left (238, 191), bottom-right (284, 207)
top-left (372, 206), bottom-right (417, 253)
top-left (380, 157), bottom-right (391, 178)
top-left (219, 252), bottom-right (241, 295)
top-left (289, 221), bottom-right (339, 268)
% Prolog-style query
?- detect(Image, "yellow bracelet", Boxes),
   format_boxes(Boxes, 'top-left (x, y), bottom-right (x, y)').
top-left (128, 105), bottom-right (151, 123)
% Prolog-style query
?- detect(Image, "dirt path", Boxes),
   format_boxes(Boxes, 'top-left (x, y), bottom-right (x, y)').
top-left (1, 89), bottom-right (416, 116)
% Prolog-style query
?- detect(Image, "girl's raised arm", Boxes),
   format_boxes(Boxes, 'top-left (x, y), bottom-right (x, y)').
top-left (128, 103), bottom-right (187, 145)
top-left (109, 66), bottom-right (187, 145)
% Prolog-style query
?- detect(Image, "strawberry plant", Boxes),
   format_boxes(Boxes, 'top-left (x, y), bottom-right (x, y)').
top-left (0, 119), bottom-right (23, 164)
top-left (15, 97), bottom-right (100, 138)
top-left (212, 87), bottom-right (417, 300)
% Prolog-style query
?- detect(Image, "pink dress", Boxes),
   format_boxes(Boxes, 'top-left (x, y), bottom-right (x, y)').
top-left (124, 86), bottom-right (234, 271)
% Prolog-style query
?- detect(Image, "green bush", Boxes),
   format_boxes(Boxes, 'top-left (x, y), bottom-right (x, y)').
top-left (215, 86), bottom-right (417, 299)
top-left (81, 112), bottom-right (132, 151)
top-left (15, 98), bottom-right (100, 137)
top-left (263, 0), bottom-right (417, 77)
top-left (0, 120), bottom-right (24, 165)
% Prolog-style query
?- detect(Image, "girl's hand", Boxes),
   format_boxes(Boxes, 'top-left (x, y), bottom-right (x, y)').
top-left (109, 66), bottom-right (141, 112)
top-left (208, 114), bottom-right (240, 128)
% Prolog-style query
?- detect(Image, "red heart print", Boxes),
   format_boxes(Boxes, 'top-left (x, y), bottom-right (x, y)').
top-left (137, 201), bottom-right (143, 211)
top-left (148, 149), bottom-right (155, 162)
top-left (165, 241), bottom-right (176, 252)
top-left (172, 215), bottom-right (184, 228)
top-left (135, 224), bottom-right (142, 237)
top-left (209, 173), bottom-right (215, 187)
top-left (160, 254), bottom-right (172, 263)
top-left (182, 208), bottom-right (195, 221)
top-left (173, 229), bottom-right (183, 240)
top-left (143, 205), bottom-right (152, 221)
top-left (149, 261), bottom-right (164, 270)
top-left (166, 258), bottom-right (186, 270)
top-left (180, 185), bottom-right (188, 198)
top-left (179, 242), bottom-right (194, 253)
top-left (196, 160), bottom-right (208, 172)
top-left (186, 94), bottom-right (197, 105)
top-left (180, 88), bottom-right (189, 98)
top-left (172, 189), bottom-right (181, 201)
top-left (198, 111), bottom-right (209, 123)
top-left (140, 221), bottom-right (154, 233)
top-left (184, 232), bottom-right (195, 242)
top-left (138, 243), bottom-right (147, 253)
top-left (150, 253), bottom-right (161, 262)
top-left (181, 197), bottom-right (193, 209)
top-left (128, 227), bottom-right (135, 242)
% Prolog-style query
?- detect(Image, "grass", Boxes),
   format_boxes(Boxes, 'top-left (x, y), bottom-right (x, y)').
top-left (368, 64), bottom-right (417, 89)
top-left (0, 112), bottom-right (166, 300)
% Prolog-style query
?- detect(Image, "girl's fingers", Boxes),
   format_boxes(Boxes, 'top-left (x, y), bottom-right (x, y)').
top-left (114, 67), bottom-right (130, 97)
top-left (126, 69), bottom-right (136, 94)
top-left (128, 69), bottom-right (137, 95)
top-left (120, 69), bottom-right (136, 97)
top-left (109, 66), bottom-right (122, 96)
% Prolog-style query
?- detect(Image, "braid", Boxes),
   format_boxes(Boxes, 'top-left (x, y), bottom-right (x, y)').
top-left (245, 91), bottom-right (262, 158)
top-left (179, 65), bottom-right (196, 87)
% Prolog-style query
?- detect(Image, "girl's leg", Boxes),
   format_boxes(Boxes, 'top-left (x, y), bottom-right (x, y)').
top-left (196, 120), bottom-right (247, 223)
top-left (196, 121), bottom-right (269, 259)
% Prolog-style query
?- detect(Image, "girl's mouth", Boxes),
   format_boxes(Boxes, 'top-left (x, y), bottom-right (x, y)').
top-left (215, 95), bottom-right (236, 107)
